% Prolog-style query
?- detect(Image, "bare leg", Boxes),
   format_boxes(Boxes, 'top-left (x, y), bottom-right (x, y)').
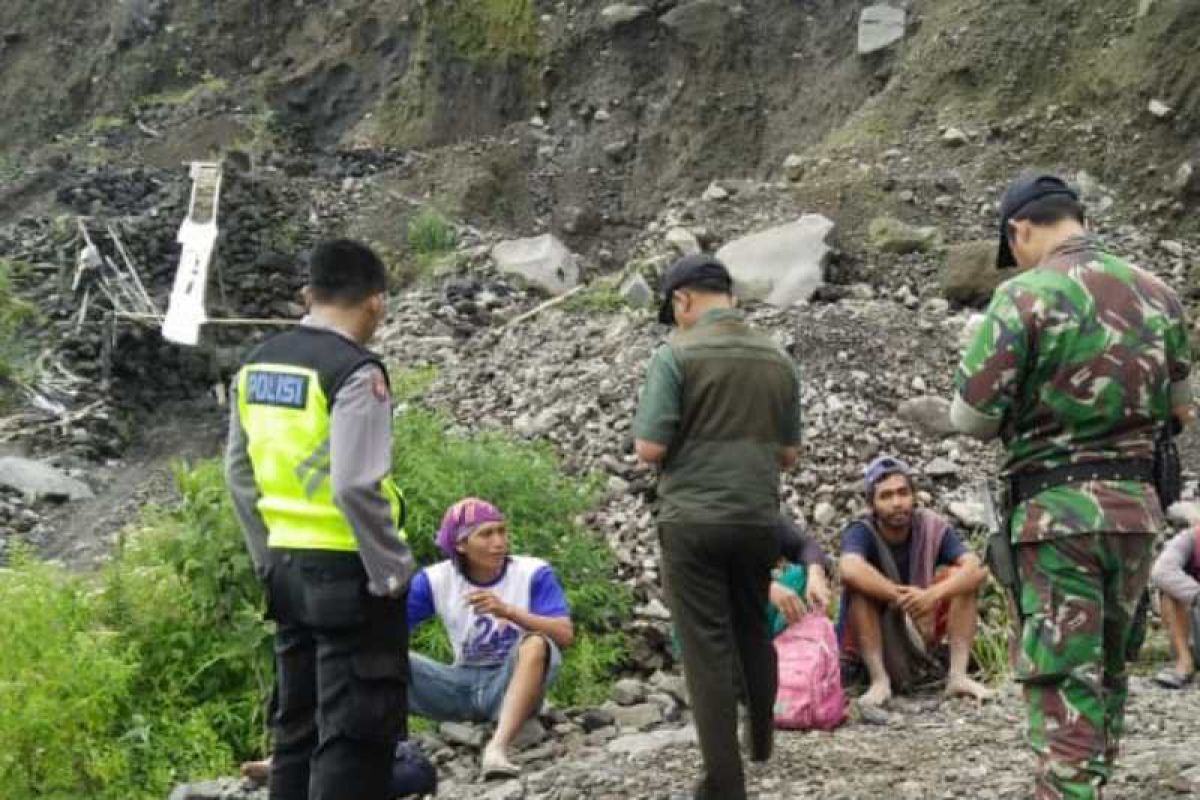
top-left (1161, 595), bottom-right (1196, 677)
top-left (488, 636), bottom-right (549, 752)
top-left (944, 591), bottom-right (994, 700)
top-left (848, 592), bottom-right (892, 706)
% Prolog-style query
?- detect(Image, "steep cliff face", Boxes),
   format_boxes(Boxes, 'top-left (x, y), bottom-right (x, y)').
top-left (3, 1), bottom-right (1199, 233)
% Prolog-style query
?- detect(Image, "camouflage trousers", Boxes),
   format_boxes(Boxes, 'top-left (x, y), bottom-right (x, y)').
top-left (1015, 533), bottom-right (1154, 800)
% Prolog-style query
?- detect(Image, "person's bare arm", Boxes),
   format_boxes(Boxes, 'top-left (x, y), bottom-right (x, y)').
top-left (839, 554), bottom-right (901, 604)
top-left (635, 439), bottom-right (668, 465)
top-left (933, 553), bottom-right (987, 599)
top-left (468, 591), bottom-right (575, 649)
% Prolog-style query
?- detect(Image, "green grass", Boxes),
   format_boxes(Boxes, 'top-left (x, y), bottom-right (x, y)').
top-left (407, 208), bottom-right (458, 258)
top-left (560, 286), bottom-right (629, 314)
top-left (0, 400), bottom-right (627, 798)
top-left (139, 74), bottom-right (228, 108)
top-left (438, 0), bottom-right (542, 62)
top-left (0, 259), bottom-right (42, 408)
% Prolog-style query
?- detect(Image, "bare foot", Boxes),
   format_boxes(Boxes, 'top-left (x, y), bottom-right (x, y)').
top-left (240, 757), bottom-right (271, 786)
top-left (945, 674), bottom-right (995, 702)
top-left (859, 680), bottom-right (892, 707)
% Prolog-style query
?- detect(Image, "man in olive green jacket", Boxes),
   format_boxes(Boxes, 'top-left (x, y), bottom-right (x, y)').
top-left (634, 254), bottom-right (801, 800)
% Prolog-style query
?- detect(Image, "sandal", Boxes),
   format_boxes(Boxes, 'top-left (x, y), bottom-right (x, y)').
top-left (1153, 667), bottom-right (1193, 689)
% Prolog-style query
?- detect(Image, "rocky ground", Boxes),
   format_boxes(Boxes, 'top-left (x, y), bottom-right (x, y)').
top-left (171, 674), bottom-right (1200, 799)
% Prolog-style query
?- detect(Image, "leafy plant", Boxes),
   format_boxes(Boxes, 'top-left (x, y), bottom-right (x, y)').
top-left (406, 208), bottom-right (458, 258)
top-left (560, 286), bottom-right (629, 314)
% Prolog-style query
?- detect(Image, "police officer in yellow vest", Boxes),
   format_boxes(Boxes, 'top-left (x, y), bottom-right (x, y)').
top-left (225, 239), bottom-right (414, 800)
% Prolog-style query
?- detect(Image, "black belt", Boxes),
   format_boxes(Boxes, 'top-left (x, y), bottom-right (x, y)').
top-left (1007, 459), bottom-right (1154, 507)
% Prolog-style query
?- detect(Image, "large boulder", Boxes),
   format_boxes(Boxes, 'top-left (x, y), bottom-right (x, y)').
top-left (0, 457), bottom-right (93, 501)
top-left (491, 234), bottom-right (580, 296)
top-left (600, 3), bottom-right (651, 30)
top-left (897, 396), bottom-right (957, 439)
top-left (858, 5), bottom-right (906, 55)
top-left (943, 240), bottom-right (1015, 307)
top-left (715, 214), bottom-right (833, 307)
top-left (659, 0), bottom-right (735, 49)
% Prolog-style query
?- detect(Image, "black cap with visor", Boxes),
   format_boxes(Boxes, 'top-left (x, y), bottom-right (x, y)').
top-left (657, 254), bottom-right (734, 325)
top-left (996, 174), bottom-right (1080, 268)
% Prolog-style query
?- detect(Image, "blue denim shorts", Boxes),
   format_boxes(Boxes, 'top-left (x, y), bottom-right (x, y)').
top-left (408, 634), bottom-right (562, 723)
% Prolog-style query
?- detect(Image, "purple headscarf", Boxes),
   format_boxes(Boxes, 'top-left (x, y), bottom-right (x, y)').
top-left (436, 497), bottom-right (506, 559)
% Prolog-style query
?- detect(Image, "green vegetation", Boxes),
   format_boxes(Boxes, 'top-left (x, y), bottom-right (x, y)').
top-left (0, 390), bottom-right (627, 797)
top-left (560, 286), bottom-right (629, 314)
top-left (386, 208), bottom-right (460, 286)
top-left (439, 0), bottom-right (542, 63)
top-left (407, 207), bottom-right (458, 259)
top-left (139, 73), bottom-right (229, 108)
top-left (0, 258), bottom-right (41, 407)
top-left (87, 115), bottom-right (125, 134)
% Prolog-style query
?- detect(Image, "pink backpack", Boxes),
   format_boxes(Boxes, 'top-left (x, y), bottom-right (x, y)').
top-left (773, 612), bottom-right (847, 730)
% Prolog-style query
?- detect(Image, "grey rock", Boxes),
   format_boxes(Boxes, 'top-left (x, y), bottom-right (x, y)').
top-left (1148, 98), bottom-right (1174, 119)
top-left (166, 779), bottom-right (248, 800)
top-left (604, 140), bottom-right (630, 160)
top-left (948, 500), bottom-right (987, 529)
top-left (600, 4), bottom-right (650, 30)
top-left (650, 672), bottom-right (690, 707)
top-left (897, 396), bottom-right (956, 438)
top-left (612, 677), bottom-right (648, 706)
top-left (812, 501), bottom-right (837, 526)
top-left (512, 717), bottom-right (548, 750)
top-left (606, 724), bottom-right (698, 755)
top-left (660, 0), bottom-right (734, 49)
top-left (716, 215), bottom-right (833, 307)
top-left (702, 181), bottom-right (730, 201)
top-left (440, 721), bottom-right (486, 748)
top-left (608, 701), bottom-right (664, 730)
top-left (941, 127), bottom-right (970, 147)
top-left (492, 234), bottom-right (580, 296)
top-left (867, 216), bottom-right (940, 254)
top-left (1161, 240), bottom-right (1186, 258)
top-left (923, 457), bottom-right (958, 478)
top-left (943, 240), bottom-right (1012, 306)
top-left (0, 457), bottom-right (93, 501)
top-left (857, 4), bottom-right (906, 55)
top-left (619, 272), bottom-right (654, 308)
top-left (584, 724), bottom-right (618, 745)
top-left (665, 227), bottom-right (702, 255)
top-left (1167, 501), bottom-right (1200, 527)
top-left (480, 782), bottom-right (525, 800)
top-left (1171, 160), bottom-right (1199, 198)
top-left (782, 153), bottom-right (807, 182)
top-left (578, 707), bottom-right (616, 732)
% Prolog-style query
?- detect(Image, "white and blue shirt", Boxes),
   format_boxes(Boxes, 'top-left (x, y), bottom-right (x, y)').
top-left (407, 555), bottom-right (570, 667)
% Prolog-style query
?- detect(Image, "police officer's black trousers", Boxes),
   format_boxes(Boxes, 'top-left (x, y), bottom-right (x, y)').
top-left (659, 523), bottom-right (780, 800)
top-left (265, 549), bottom-right (408, 800)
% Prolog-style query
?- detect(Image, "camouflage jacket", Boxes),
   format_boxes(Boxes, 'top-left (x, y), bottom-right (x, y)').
top-left (953, 234), bottom-right (1192, 542)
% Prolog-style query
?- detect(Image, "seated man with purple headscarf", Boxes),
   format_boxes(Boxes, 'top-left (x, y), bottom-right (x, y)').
top-left (407, 497), bottom-right (574, 780)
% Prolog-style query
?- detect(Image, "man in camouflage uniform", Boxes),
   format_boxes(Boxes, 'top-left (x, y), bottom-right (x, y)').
top-left (950, 173), bottom-right (1193, 800)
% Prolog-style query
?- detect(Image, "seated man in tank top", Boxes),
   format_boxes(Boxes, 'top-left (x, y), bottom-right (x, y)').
top-left (407, 497), bottom-right (574, 780)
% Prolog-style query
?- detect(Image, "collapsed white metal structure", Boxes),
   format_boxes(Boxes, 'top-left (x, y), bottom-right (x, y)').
top-left (161, 161), bottom-right (223, 346)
